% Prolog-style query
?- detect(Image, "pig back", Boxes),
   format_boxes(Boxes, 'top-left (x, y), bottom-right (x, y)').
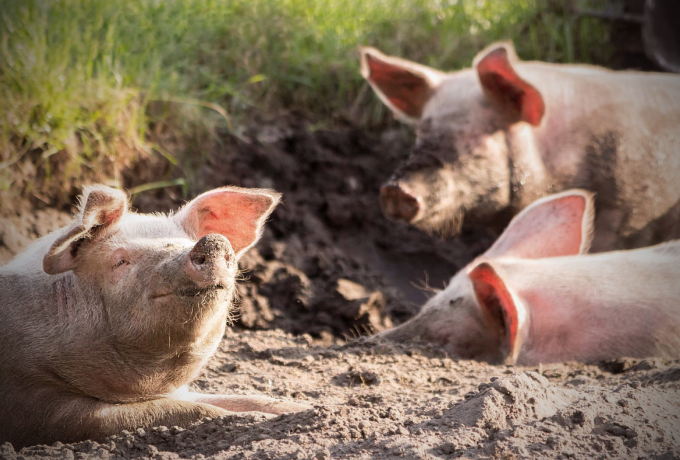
top-left (496, 241), bottom-right (680, 364)
top-left (527, 65), bottom-right (680, 249)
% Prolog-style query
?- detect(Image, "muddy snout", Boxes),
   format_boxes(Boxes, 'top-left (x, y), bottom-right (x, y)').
top-left (380, 183), bottom-right (421, 222)
top-left (186, 234), bottom-right (236, 288)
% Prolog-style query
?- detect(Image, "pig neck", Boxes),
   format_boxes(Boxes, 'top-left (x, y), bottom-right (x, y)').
top-left (494, 245), bottom-right (680, 364)
top-left (504, 122), bottom-right (552, 213)
top-left (514, 63), bottom-right (623, 188)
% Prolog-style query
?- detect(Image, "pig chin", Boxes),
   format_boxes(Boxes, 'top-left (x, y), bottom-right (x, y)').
top-left (413, 205), bottom-right (465, 238)
top-left (152, 283), bottom-right (232, 300)
top-left (150, 281), bottom-right (235, 319)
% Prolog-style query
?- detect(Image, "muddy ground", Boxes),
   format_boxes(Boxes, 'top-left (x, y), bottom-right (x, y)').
top-left (1, 119), bottom-right (679, 459)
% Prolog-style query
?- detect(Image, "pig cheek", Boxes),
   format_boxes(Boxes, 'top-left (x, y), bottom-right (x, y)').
top-left (106, 266), bottom-right (152, 322)
top-left (456, 138), bottom-right (510, 209)
top-left (422, 317), bottom-right (466, 350)
top-left (425, 309), bottom-right (497, 361)
top-left (109, 263), bottom-right (131, 284)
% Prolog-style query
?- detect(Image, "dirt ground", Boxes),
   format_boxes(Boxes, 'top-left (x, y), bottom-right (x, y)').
top-left (1, 119), bottom-right (679, 459)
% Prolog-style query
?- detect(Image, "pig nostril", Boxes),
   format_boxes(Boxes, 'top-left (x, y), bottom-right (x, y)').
top-left (190, 250), bottom-right (209, 267)
top-left (380, 185), bottom-right (420, 222)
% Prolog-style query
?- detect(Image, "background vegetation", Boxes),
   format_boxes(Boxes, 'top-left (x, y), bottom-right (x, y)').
top-left (0, 0), bottom-right (612, 206)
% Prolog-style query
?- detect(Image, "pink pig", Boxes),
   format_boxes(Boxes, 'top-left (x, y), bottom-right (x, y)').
top-left (378, 190), bottom-right (680, 364)
top-left (0, 185), bottom-right (308, 448)
top-left (361, 42), bottom-right (680, 251)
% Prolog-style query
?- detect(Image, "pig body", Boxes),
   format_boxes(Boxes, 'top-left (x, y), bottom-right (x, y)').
top-left (0, 185), bottom-right (306, 448)
top-left (379, 190), bottom-right (680, 365)
top-left (361, 43), bottom-right (680, 251)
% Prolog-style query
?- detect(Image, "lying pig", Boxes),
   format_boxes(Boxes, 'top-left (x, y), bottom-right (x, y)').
top-left (360, 42), bottom-right (680, 251)
top-left (0, 185), bottom-right (307, 448)
top-left (378, 190), bottom-right (680, 365)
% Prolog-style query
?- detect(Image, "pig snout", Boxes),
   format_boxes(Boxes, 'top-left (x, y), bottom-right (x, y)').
top-left (186, 234), bottom-right (235, 288)
top-left (380, 183), bottom-right (421, 222)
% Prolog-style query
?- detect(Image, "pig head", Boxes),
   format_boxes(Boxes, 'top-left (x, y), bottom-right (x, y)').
top-left (378, 189), bottom-right (680, 365)
top-left (0, 185), bottom-right (307, 448)
top-left (361, 42), bottom-right (680, 250)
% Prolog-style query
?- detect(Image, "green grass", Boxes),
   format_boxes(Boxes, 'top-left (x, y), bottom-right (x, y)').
top-left (0, 0), bottom-right (612, 204)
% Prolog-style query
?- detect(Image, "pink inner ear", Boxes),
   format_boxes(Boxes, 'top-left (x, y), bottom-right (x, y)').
top-left (486, 194), bottom-right (588, 259)
top-left (365, 53), bottom-right (432, 119)
top-left (476, 48), bottom-right (545, 126)
top-left (469, 263), bottom-right (519, 359)
top-left (189, 191), bottom-right (273, 255)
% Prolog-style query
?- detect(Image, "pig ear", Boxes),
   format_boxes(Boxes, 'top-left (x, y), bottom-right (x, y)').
top-left (468, 262), bottom-right (525, 365)
top-left (43, 186), bottom-right (128, 275)
top-left (484, 189), bottom-right (595, 259)
top-left (474, 44), bottom-right (545, 126)
top-left (360, 47), bottom-right (444, 123)
top-left (175, 186), bottom-right (281, 258)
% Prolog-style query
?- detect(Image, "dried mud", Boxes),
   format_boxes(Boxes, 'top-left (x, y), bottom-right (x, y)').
top-left (1, 120), bottom-right (679, 459)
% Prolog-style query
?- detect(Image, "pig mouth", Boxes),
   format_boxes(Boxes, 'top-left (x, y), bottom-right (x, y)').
top-left (151, 284), bottom-right (228, 300)
top-left (413, 206), bottom-right (465, 238)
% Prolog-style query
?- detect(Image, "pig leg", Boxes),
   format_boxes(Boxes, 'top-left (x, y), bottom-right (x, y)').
top-left (178, 390), bottom-right (311, 415)
top-left (5, 392), bottom-right (230, 448)
top-left (90, 398), bottom-right (233, 436)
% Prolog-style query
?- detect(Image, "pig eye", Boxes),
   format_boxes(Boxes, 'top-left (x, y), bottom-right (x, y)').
top-left (113, 259), bottom-right (129, 269)
top-left (449, 297), bottom-right (463, 307)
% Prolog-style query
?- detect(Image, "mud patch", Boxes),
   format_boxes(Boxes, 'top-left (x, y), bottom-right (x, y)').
top-left (131, 117), bottom-right (491, 339)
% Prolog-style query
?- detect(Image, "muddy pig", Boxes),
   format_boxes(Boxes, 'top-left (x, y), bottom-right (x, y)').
top-left (0, 185), bottom-right (308, 448)
top-left (360, 42), bottom-right (680, 251)
top-left (378, 190), bottom-right (680, 365)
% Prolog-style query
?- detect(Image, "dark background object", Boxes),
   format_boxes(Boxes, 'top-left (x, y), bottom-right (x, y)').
top-left (642, 0), bottom-right (680, 73)
top-left (579, 0), bottom-right (679, 72)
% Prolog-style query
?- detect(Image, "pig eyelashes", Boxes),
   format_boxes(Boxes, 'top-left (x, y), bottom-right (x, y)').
top-left (448, 297), bottom-right (463, 307)
top-left (104, 246), bottom-right (131, 270)
top-left (394, 151), bottom-right (444, 175)
top-left (113, 258), bottom-right (129, 269)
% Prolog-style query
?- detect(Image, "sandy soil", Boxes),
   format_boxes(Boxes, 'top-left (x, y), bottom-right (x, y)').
top-left (5, 332), bottom-right (680, 459)
top-left (2, 119), bottom-right (679, 459)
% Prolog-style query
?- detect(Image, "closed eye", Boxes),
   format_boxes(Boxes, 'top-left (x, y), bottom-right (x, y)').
top-left (448, 297), bottom-right (463, 307)
top-left (113, 259), bottom-right (129, 268)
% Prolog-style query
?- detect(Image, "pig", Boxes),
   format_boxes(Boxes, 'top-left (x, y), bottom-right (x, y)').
top-left (378, 189), bottom-right (680, 365)
top-left (0, 185), bottom-right (308, 448)
top-left (360, 42), bottom-right (680, 251)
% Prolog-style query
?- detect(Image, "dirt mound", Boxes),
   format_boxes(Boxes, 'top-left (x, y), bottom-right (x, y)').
top-left (9, 331), bottom-right (680, 459)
